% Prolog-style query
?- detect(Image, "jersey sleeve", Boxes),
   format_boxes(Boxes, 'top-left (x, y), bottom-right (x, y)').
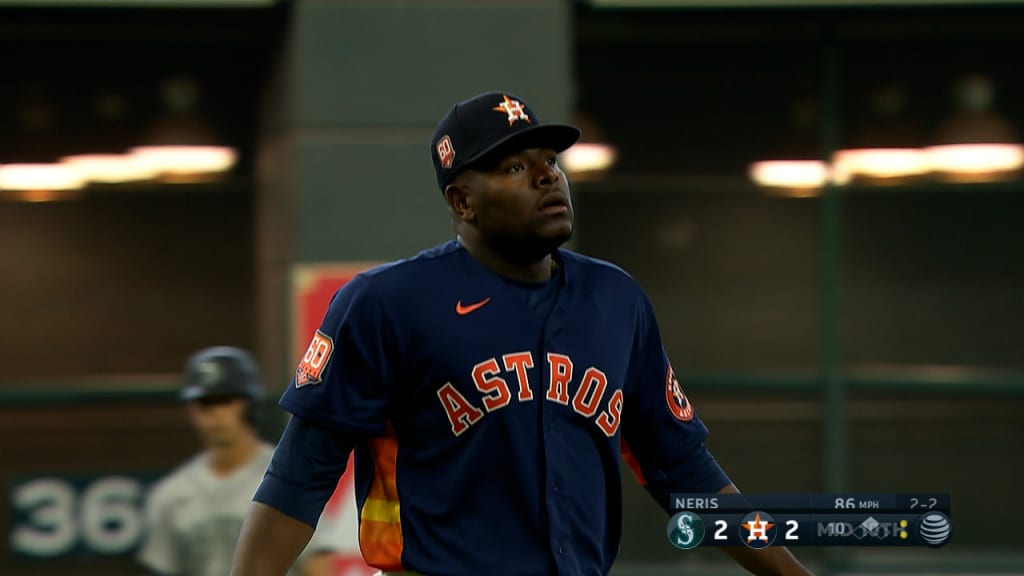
top-left (620, 292), bottom-right (730, 506)
top-left (280, 274), bottom-right (396, 437)
top-left (136, 481), bottom-right (180, 575)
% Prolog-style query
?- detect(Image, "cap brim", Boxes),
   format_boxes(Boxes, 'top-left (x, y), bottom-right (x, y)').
top-left (465, 123), bottom-right (582, 168)
top-left (179, 386), bottom-right (202, 401)
top-left (179, 386), bottom-right (238, 401)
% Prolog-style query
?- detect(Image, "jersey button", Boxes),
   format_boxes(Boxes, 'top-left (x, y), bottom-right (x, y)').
top-left (553, 482), bottom-right (559, 492)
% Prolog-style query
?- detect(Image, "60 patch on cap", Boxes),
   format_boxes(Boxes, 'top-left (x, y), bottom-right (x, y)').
top-left (296, 330), bottom-right (334, 388)
top-left (436, 135), bottom-right (455, 169)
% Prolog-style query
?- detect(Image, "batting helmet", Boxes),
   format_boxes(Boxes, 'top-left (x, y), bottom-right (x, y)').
top-left (180, 346), bottom-right (266, 410)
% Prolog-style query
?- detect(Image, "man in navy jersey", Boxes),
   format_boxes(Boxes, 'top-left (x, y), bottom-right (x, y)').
top-left (231, 91), bottom-right (812, 576)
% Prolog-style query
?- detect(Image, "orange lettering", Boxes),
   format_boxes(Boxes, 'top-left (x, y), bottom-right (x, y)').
top-left (572, 367), bottom-right (608, 418)
top-left (545, 353), bottom-right (573, 405)
top-left (502, 351), bottom-right (535, 402)
top-left (596, 389), bottom-right (623, 436)
top-left (472, 358), bottom-right (512, 412)
top-left (437, 382), bottom-right (484, 436)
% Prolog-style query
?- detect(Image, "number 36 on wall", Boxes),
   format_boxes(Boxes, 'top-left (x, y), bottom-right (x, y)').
top-left (9, 475), bottom-right (149, 557)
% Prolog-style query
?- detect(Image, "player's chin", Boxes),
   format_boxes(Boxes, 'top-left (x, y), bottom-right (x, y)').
top-left (199, 427), bottom-right (230, 445)
top-left (535, 226), bottom-right (572, 251)
top-left (536, 215), bottom-right (573, 242)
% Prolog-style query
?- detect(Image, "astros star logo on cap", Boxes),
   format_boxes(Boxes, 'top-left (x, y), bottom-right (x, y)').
top-left (492, 94), bottom-right (531, 126)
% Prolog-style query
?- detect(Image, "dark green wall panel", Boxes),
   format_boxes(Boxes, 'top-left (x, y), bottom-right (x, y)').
top-left (296, 138), bottom-right (452, 260)
top-left (293, 0), bottom-right (573, 127)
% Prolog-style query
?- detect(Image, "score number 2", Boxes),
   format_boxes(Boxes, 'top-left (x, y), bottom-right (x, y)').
top-left (712, 519), bottom-right (801, 542)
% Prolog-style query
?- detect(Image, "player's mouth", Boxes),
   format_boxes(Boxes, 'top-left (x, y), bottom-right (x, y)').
top-left (539, 193), bottom-right (569, 215)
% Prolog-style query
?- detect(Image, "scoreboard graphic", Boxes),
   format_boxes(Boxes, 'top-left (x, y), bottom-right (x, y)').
top-left (667, 493), bottom-right (951, 549)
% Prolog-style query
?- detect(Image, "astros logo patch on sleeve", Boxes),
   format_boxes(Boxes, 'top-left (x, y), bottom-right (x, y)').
top-left (296, 330), bottom-right (334, 388)
top-left (665, 364), bottom-right (694, 422)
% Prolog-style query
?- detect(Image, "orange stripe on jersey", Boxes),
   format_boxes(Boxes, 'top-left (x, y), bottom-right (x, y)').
top-left (359, 425), bottom-right (404, 570)
top-left (621, 438), bottom-right (647, 486)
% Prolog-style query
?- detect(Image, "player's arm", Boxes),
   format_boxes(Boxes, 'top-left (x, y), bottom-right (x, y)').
top-left (292, 545), bottom-right (335, 573)
top-left (233, 502), bottom-right (316, 576)
top-left (716, 483), bottom-right (813, 576)
top-left (230, 415), bottom-right (354, 576)
top-left (294, 551), bottom-right (337, 576)
top-left (136, 483), bottom-right (181, 576)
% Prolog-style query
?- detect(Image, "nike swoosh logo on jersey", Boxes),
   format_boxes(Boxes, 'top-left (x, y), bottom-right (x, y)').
top-left (456, 297), bottom-right (491, 315)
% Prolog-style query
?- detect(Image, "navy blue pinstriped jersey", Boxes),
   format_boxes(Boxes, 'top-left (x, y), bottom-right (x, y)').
top-left (280, 240), bottom-right (713, 576)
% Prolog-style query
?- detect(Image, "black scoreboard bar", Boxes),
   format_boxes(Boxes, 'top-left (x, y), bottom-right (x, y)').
top-left (666, 493), bottom-right (951, 548)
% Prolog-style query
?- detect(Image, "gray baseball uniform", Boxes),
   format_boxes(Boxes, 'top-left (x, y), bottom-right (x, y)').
top-left (139, 443), bottom-right (343, 576)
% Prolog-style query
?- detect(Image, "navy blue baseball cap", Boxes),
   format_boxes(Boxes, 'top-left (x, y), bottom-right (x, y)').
top-left (431, 91), bottom-right (581, 192)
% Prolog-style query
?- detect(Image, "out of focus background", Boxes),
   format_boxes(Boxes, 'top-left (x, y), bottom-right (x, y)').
top-left (1, 0), bottom-right (1021, 574)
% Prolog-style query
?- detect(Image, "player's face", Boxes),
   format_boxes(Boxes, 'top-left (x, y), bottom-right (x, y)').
top-left (185, 397), bottom-right (250, 448)
top-left (459, 147), bottom-right (573, 257)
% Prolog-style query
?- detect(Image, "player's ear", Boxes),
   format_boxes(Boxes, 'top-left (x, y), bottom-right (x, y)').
top-left (444, 181), bottom-right (475, 223)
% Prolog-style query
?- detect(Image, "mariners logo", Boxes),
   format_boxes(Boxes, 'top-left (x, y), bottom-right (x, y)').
top-left (196, 360), bottom-right (224, 387)
top-left (739, 511), bottom-right (777, 549)
top-left (666, 511), bottom-right (705, 550)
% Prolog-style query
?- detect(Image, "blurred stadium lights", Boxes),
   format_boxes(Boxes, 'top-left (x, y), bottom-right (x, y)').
top-left (129, 145), bottom-right (237, 183)
top-left (561, 143), bottom-right (618, 178)
top-left (926, 74), bottom-right (1024, 182)
top-left (926, 143), bottom-right (1024, 182)
top-left (561, 110), bottom-right (618, 180)
top-left (132, 76), bottom-right (239, 182)
top-left (0, 163), bottom-right (86, 200)
top-left (1, 75), bottom-right (239, 194)
top-left (60, 153), bottom-right (158, 184)
top-left (749, 143), bottom-right (1024, 191)
top-left (831, 148), bottom-right (930, 185)
top-left (748, 160), bottom-right (829, 196)
top-left (750, 73), bottom-right (1023, 191)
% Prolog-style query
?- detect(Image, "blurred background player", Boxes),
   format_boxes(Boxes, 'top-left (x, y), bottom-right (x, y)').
top-left (137, 346), bottom-right (346, 576)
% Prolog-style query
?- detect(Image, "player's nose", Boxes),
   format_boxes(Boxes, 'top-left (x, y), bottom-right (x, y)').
top-left (533, 161), bottom-right (559, 189)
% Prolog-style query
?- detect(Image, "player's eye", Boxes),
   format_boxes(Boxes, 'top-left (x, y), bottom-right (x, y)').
top-left (505, 161), bottom-right (526, 174)
top-left (546, 156), bottom-right (558, 167)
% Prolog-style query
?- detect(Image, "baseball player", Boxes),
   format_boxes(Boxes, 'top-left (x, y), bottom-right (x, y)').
top-left (230, 92), bottom-right (813, 576)
top-left (138, 346), bottom-right (352, 576)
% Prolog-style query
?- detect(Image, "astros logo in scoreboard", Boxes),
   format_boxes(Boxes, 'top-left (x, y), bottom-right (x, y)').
top-left (739, 511), bottom-right (778, 549)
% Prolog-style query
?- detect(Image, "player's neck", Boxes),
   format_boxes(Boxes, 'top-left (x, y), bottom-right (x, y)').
top-left (206, 430), bottom-right (261, 477)
top-left (458, 235), bottom-right (557, 283)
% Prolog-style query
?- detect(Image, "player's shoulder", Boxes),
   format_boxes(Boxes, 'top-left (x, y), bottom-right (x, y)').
top-left (560, 249), bottom-right (630, 275)
top-left (360, 240), bottom-right (460, 278)
top-left (253, 443), bottom-right (275, 468)
top-left (145, 453), bottom-right (206, 505)
top-left (560, 249), bottom-right (643, 289)
top-left (337, 238), bottom-right (458, 280)
top-left (337, 240), bottom-right (463, 296)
